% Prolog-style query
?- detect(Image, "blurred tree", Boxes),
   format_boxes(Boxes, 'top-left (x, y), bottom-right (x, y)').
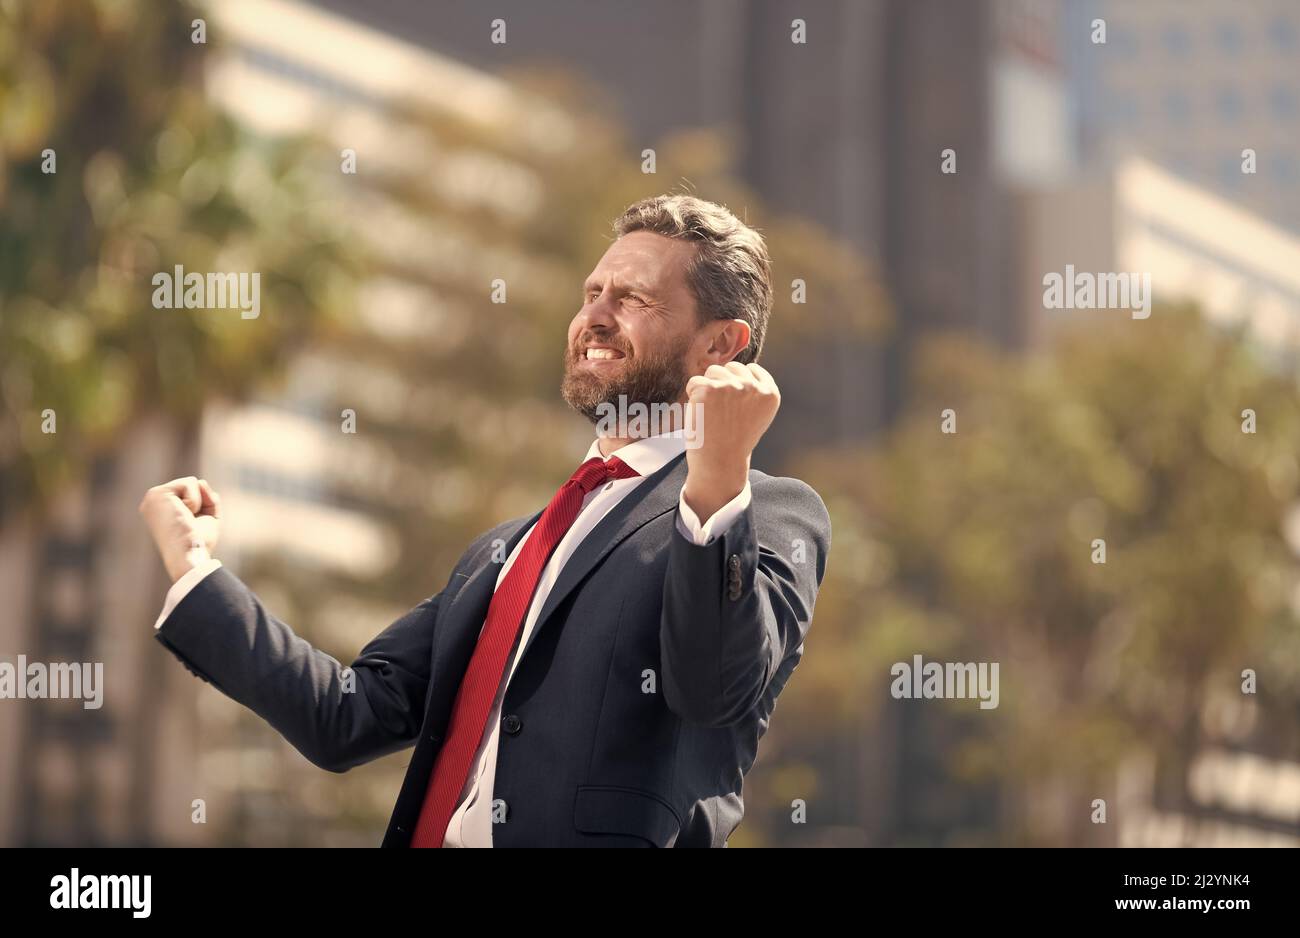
top-left (0, 0), bottom-right (357, 843)
top-left (769, 306), bottom-right (1300, 846)
top-left (0, 0), bottom-right (355, 506)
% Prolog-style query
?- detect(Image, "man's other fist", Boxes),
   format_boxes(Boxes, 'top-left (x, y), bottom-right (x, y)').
top-left (138, 476), bottom-right (222, 583)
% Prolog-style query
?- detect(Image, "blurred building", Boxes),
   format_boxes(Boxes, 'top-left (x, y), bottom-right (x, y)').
top-left (0, 0), bottom-right (583, 846)
top-left (1118, 722), bottom-right (1300, 847)
top-left (0, 417), bottom-right (189, 846)
top-left (1065, 0), bottom-right (1300, 236)
top-left (1022, 155), bottom-right (1300, 361)
top-left (305, 0), bottom-right (1073, 451)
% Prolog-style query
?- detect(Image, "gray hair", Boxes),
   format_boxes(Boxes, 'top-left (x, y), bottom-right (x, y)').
top-left (612, 194), bottom-right (773, 364)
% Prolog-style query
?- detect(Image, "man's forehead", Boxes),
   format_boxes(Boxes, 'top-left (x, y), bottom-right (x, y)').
top-left (588, 232), bottom-right (693, 289)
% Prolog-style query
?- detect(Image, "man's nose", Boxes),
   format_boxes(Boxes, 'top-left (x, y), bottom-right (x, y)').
top-left (576, 295), bottom-right (617, 330)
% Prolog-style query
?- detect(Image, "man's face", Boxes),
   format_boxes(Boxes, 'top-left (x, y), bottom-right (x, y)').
top-left (561, 231), bottom-right (705, 423)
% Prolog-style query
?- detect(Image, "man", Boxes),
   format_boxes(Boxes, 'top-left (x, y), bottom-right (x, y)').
top-left (139, 194), bottom-right (831, 847)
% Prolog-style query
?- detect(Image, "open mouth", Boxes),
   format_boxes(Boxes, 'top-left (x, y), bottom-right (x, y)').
top-left (580, 346), bottom-right (627, 362)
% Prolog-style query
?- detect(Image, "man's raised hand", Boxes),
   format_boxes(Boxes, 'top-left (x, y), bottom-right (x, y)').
top-left (138, 476), bottom-right (222, 583)
top-left (681, 362), bottom-right (780, 521)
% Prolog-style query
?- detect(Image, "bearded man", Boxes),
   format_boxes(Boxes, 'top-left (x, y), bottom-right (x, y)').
top-left (139, 194), bottom-right (831, 847)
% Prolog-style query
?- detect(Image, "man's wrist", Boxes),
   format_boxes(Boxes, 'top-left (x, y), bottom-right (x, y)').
top-left (683, 460), bottom-right (749, 523)
top-left (164, 543), bottom-right (212, 584)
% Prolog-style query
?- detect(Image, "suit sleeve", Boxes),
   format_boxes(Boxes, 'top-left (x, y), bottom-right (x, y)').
top-left (154, 565), bottom-right (440, 773)
top-left (660, 475), bottom-right (831, 727)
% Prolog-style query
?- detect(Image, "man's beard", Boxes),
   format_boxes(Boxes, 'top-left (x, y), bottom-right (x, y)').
top-left (561, 332), bottom-right (693, 425)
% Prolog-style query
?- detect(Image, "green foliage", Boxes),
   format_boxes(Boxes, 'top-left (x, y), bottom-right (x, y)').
top-left (781, 306), bottom-right (1300, 843)
top-left (0, 0), bottom-right (357, 512)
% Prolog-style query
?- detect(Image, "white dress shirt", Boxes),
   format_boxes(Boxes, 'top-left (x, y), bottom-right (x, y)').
top-left (153, 431), bottom-right (751, 847)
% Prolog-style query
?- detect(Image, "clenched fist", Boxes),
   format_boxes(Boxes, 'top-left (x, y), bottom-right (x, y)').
top-left (681, 362), bottom-right (780, 521)
top-left (138, 476), bottom-right (222, 583)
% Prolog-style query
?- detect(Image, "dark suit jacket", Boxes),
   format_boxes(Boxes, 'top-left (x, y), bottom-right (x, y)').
top-left (154, 450), bottom-right (830, 846)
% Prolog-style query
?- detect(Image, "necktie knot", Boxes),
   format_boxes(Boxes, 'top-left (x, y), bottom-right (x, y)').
top-left (569, 455), bottom-right (640, 494)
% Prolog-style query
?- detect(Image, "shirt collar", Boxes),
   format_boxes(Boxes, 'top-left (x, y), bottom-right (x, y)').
top-left (582, 429), bottom-right (688, 478)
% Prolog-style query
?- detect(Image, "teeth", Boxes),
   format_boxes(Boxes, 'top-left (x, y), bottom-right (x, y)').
top-left (586, 348), bottom-right (621, 360)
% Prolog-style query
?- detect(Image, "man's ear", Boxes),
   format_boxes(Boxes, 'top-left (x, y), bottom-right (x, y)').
top-left (704, 318), bottom-right (752, 364)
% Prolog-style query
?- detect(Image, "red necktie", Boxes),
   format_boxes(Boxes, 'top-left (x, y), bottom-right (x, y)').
top-left (410, 454), bottom-right (641, 847)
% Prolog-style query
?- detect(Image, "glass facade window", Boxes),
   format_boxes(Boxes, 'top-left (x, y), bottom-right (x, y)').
top-left (1270, 15), bottom-right (1297, 51)
top-left (1215, 86), bottom-right (1244, 122)
top-left (1162, 23), bottom-right (1192, 57)
top-left (1215, 21), bottom-right (1243, 55)
top-left (1112, 26), bottom-right (1139, 57)
top-left (1109, 90), bottom-right (1140, 125)
top-left (1220, 155), bottom-right (1245, 187)
top-left (1270, 85), bottom-right (1298, 119)
top-left (1164, 88), bottom-right (1193, 124)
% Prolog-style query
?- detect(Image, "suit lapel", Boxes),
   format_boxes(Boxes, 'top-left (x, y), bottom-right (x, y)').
top-left (518, 450), bottom-right (688, 664)
top-left (427, 511), bottom-right (540, 709)
top-left (430, 450), bottom-right (687, 702)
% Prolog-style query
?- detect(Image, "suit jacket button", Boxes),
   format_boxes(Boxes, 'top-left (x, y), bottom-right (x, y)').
top-left (727, 554), bottom-right (743, 600)
top-left (502, 714), bottom-right (522, 735)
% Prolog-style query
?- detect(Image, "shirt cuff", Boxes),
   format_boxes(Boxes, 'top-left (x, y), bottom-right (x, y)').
top-left (154, 558), bottom-right (223, 630)
top-left (675, 481), bottom-right (752, 546)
